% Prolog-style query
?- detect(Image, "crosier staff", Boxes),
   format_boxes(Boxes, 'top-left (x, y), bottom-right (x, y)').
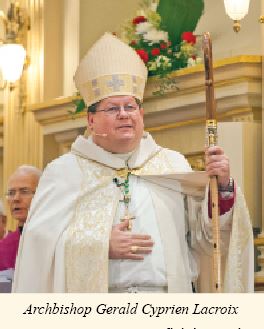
top-left (202, 32), bottom-right (222, 293)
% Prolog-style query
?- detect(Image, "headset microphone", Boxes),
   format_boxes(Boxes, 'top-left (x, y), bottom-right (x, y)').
top-left (89, 126), bottom-right (108, 137)
top-left (93, 132), bottom-right (108, 137)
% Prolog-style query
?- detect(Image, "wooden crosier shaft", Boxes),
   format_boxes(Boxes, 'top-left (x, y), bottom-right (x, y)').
top-left (203, 32), bottom-right (222, 293)
top-left (210, 175), bottom-right (221, 291)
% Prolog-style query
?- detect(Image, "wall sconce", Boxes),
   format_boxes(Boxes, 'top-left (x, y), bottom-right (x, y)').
top-left (224, 0), bottom-right (263, 32)
top-left (0, 2), bottom-right (30, 89)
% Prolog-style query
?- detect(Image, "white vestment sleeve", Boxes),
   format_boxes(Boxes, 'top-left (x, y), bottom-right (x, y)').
top-left (146, 148), bottom-right (253, 292)
top-left (12, 154), bottom-right (83, 292)
top-left (223, 187), bottom-right (254, 292)
top-left (187, 185), bottom-right (254, 292)
top-left (187, 185), bottom-right (232, 254)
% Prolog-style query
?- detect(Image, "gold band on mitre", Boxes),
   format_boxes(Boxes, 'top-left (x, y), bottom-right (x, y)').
top-left (74, 33), bottom-right (148, 107)
top-left (84, 74), bottom-right (145, 106)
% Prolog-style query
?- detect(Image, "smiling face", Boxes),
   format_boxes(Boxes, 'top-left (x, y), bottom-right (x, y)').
top-left (7, 173), bottom-right (39, 226)
top-left (88, 95), bottom-right (144, 153)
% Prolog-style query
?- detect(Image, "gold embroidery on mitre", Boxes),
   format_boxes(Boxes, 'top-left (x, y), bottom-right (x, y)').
top-left (85, 74), bottom-right (145, 105)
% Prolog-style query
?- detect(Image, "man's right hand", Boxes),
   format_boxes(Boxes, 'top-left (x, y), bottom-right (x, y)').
top-left (109, 219), bottom-right (154, 260)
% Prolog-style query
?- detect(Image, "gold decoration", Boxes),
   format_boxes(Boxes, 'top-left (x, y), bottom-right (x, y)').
top-left (74, 33), bottom-right (147, 107)
top-left (131, 245), bottom-right (138, 253)
top-left (233, 20), bottom-right (241, 33)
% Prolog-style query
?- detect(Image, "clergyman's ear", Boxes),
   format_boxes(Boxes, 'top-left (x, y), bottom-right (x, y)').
top-left (87, 112), bottom-right (94, 127)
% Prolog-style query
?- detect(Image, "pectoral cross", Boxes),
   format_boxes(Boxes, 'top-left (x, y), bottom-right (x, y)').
top-left (120, 210), bottom-right (135, 231)
top-left (115, 167), bottom-right (135, 231)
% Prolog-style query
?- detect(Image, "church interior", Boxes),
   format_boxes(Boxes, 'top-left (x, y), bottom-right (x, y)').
top-left (0, 0), bottom-right (263, 291)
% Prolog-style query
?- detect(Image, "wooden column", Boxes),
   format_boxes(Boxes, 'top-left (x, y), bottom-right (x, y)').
top-left (63, 0), bottom-right (80, 96)
top-left (253, 1), bottom-right (264, 289)
top-left (3, 0), bottom-right (44, 230)
top-left (261, 0), bottom-right (264, 234)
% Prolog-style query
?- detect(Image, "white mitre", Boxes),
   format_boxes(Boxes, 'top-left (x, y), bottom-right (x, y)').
top-left (74, 32), bottom-right (148, 107)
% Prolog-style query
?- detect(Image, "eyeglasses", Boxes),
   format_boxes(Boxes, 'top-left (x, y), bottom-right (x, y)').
top-left (96, 104), bottom-right (139, 116)
top-left (6, 187), bottom-right (35, 199)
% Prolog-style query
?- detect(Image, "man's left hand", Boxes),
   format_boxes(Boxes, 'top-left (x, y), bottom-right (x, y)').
top-left (205, 146), bottom-right (230, 187)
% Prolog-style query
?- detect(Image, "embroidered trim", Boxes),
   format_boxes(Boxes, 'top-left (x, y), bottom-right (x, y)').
top-left (64, 149), bottom-right (176, 292)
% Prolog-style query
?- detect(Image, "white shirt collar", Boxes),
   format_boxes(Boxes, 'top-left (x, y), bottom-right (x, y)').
top-left (71, 132), bottom-right (161, 169)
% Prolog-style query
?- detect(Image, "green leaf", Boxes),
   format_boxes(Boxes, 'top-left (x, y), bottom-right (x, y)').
top-left (71, 98), bottom-right (86, 115)
top-left (157, 0), bottom-right (204, 46)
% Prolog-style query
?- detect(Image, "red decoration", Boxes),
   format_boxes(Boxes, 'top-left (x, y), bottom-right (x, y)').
top-left (151, 48), bottom-right (161, 56)
top-left (181, 31), bottom-right (196, 44)
top-left (160, 42), bottom-right (167, 49)
top-left (132, 16), bottom-right (147, 25)
top-left (136, 49), bottom-right (149, 63)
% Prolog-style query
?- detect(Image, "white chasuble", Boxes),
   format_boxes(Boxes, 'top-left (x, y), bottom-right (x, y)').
top-left (12, 134), bottom-right (254, 292)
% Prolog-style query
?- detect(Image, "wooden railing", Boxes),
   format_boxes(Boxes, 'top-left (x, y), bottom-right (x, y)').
top-left (254, 237), bottom-right (264, 291)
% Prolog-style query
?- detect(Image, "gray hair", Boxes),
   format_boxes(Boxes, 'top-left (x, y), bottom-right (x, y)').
top-left (8, 165), bottom-right (42, 183)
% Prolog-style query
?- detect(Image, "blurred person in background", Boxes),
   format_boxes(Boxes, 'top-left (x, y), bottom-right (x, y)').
top-left (0, 200), bottom-right (7, 240)
top-left (0, 165), bottom-right (42, 271)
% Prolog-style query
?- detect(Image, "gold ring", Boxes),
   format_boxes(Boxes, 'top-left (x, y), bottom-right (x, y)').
top-left (131, 245), bottom-right (138, 253)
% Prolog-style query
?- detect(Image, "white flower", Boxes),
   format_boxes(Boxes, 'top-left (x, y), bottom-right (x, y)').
top-left (143, 30), bottom-right (168, 43)
top-left (148, 61), bottom-right (157, 71)
top-left (155, 55), bottom-right (172, 69)
top-left (135, 22), bottom-right (153, 34)
top-left (150, 2), bottom-right (158, 11)
top-left (187, 57), bottom-right (202, 67)
top-left (187, 58), bottom-right (196, 67)
top-left (156, 55), bottom-right (169, 64)
top-left (175, 52), bottom-right (181, 59)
